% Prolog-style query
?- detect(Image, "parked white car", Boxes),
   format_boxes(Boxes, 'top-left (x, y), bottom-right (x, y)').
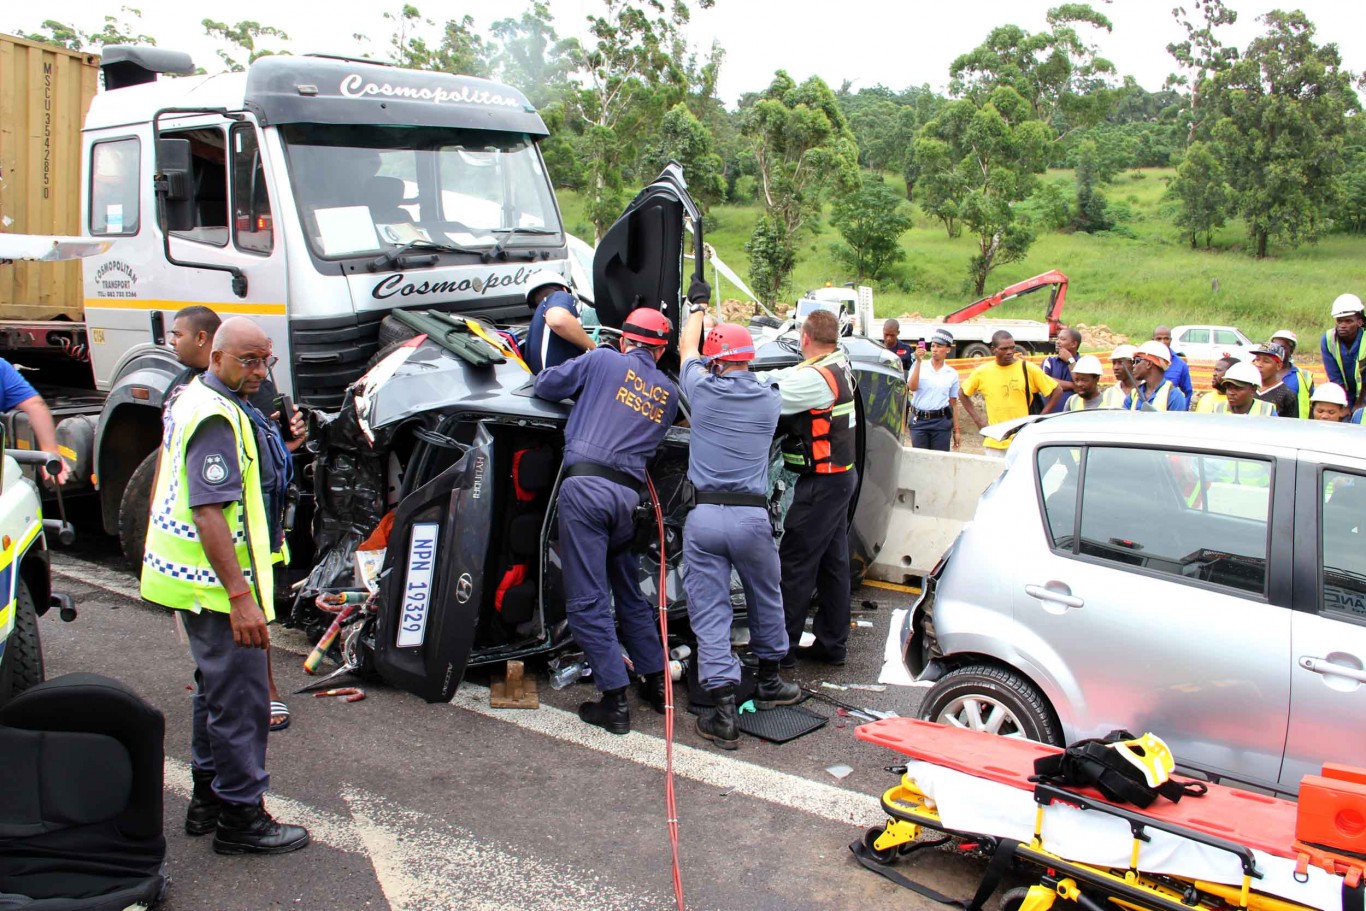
top-left (1170, 325), bottom-right (1257, 363)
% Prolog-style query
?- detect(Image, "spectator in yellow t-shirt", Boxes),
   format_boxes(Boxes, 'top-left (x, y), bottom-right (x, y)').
top-left (960, 330), bottom-right (1061, 452)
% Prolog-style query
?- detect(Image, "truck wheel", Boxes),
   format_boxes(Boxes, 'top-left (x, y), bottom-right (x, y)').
top-left (119, 451), bottom-right (158, 568)
top-left (0, 580), bottom-right (45, 704)
top-left (918, 665), bottom-right (1062, 744)
top-left (961, 342), bottom-right (991, 359)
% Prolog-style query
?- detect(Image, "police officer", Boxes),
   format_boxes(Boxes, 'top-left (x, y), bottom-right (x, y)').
top-left (756, 309), bottom-right (858, 667)
top-left (141, 318), bottom-right (308, 855)
top-left (533, 306), bottom-right (681, 734)
top-left (164, 304), bottom-right (304, 733)
top-left (678, 305), bottom-right (800, 751)
top-left (524, 270), bottom-right (596, 373)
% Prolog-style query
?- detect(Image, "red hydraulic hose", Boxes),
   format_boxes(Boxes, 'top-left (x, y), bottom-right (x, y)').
top-left (644, 471), bottom-right (685, 911)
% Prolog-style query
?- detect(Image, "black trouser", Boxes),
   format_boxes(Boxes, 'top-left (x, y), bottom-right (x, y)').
top-left (780, 469), bottom-right (858, 657)
top-left (910, 415), bottom-right (952, 451)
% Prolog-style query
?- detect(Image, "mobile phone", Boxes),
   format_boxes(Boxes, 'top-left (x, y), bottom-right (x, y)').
top-left (274, 394), bottom-right (299, 442)
top-left (916, 340), bottom-right (926, 351)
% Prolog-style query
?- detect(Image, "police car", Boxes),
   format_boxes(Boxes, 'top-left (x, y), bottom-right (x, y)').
top-left (0, 431), bottom-right (76, 706)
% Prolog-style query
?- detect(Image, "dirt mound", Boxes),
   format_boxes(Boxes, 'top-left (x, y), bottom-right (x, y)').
top-left (1074, 322), bottom-right (1128, 351)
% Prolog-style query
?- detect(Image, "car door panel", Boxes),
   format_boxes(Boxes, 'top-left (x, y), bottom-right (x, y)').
top-left (1281, 460), bottom-right (1366, 789)
top-left (373, 424), bottom-right (494, 703)
top-left (1028, 443), bottom-right (1291, 787)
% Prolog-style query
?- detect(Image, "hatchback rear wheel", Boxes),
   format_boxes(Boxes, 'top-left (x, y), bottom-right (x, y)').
top-left (919, 665), bottom-right (1062, 744)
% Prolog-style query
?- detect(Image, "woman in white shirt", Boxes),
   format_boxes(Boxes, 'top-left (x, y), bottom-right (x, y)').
top-left (907, 329), bottom-right (961, 451)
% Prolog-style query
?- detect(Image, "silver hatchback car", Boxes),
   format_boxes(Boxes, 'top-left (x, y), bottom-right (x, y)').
top-left (902, 411), bottom-right (1366, 794)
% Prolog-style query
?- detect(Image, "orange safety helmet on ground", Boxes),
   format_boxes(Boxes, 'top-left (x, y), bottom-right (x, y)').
top-left (702, 323), bottom-right (756, 363)
top-left (621, 308), bottom-right (672, 348)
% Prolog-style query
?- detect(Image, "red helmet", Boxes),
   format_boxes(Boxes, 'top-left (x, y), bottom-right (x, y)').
top-left (702, 323), bottom-right (756, 363)
top-left (620, 308), bottom-right (672, 348)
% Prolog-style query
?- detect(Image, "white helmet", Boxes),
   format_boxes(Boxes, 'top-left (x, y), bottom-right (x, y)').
top-left (524, 270), bottom-right (570, 305)
top-left (1110, 344), bottom-right (1137, 361)
top-left (1222, 361), bottom-right (1263, 388)
top-left (1310, 383), bottom-right (1350, 407)
top-left (1135, 340), bottom-right (1172, 366)
top-left (1331, 293), bottom-right (1364, 318)
top-left (1072, 354), bottom-right (1105, 376)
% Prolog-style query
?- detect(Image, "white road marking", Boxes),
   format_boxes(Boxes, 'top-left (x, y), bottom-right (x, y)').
top-left (165, 759), bottom-right (661, 910)
top-left (451, 685), bottom-right (882, 827)
top-left (59, 554), bottom-right (881, 827)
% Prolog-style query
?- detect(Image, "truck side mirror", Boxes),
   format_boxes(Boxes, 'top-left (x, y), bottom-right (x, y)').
top-left (155, 137), bottom-right (195, 233)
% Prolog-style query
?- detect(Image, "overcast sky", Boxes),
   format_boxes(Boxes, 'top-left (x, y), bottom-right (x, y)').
top-left (11, 1), bottom-right (1366, 104)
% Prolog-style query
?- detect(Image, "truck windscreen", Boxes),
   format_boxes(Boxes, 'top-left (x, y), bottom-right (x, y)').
top-left (280, 123), bottom-right (563, 260)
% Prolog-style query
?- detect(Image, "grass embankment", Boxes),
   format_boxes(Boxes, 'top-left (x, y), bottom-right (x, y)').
top-left (558, 168), bottom-right (1366, 356)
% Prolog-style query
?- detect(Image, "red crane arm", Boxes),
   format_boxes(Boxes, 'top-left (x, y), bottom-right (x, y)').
top-left (944, 270), bottom-right (1070, 337)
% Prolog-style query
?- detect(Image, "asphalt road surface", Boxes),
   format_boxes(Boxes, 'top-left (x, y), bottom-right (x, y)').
top-left (37, 549), bottom-right (991, 911)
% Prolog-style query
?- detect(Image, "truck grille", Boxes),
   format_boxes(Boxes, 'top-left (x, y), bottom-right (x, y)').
top-left (289, 314), bottom-right (382, 410)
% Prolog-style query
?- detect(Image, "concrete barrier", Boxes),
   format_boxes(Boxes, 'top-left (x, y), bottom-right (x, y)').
top-left (866, 447), bottom-right (1004, 586)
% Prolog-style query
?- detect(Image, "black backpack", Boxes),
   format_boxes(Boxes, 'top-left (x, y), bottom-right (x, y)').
top-left (1032, 730), bottom-right (1208, 809)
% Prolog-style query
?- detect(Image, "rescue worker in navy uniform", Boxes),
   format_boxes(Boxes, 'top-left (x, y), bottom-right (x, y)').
top-left (533, 305), bottom-right (684, 734)
top-left (141, 318), bottom-right (308, 855)
top-left (678, 304), bottom-right (801, 751)
top-left (755, 309), bottom-right (859, 667)
top-left (524, 270), bottom-right (597, 374)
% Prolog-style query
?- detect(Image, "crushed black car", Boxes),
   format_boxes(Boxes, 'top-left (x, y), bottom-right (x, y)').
top-left (294, 165), bottom-right (908, 702)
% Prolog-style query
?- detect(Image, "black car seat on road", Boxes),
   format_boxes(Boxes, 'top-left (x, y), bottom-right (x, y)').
top-left (0, 673), bottom-right (166, 910)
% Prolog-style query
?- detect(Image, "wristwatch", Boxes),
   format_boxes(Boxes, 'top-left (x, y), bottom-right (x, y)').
top-left (687, 302), bottom-right (707, 315)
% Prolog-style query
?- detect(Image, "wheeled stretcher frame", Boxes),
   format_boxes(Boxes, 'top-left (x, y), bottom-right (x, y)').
top-left (851, 719), bottom-right (1364, 911)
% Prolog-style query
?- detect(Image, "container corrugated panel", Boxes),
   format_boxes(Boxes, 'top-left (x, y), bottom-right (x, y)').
top-left (0, 33), bottom-right (99, 320)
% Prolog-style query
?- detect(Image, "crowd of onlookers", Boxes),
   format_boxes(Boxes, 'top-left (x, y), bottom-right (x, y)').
top-left (884, 291), bottom-right (1366, 453)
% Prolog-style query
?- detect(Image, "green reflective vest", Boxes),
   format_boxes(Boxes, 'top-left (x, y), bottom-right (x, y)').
top-left (140, 377), bottom-right (275, 620)
top-left (1291, 365), bottom-right (1312, 420)
top-left (1099, 385), bottom-right (1129, 409)
top-left (1322, 330), bottom-right (1361, 401)
top-left (1210, 398), bottom-right (1277, 417)
top-left (1128, 380), bottom-right (1176, 411)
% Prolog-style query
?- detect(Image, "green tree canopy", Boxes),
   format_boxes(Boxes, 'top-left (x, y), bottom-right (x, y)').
top-left (1205, 10), bottom-right (1362, 257)
top-left (918, 86), bottom-right (1053, 294)
top-left (740, 70), bottom-right (861, 302)
top-left (949, 4), bottom-right (1117, 133)
top-left (202, 19), bottom-right (289, 72)
top-left (18, 7), bottom-right (156, 50)
top-left (830, 178), bottom-right (913, 282)
top-left (1165, 140), bottom-right (1230, 248)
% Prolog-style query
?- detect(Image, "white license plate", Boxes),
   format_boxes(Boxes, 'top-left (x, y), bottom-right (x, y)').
top-left (395, 522), bottom-right (439, 648)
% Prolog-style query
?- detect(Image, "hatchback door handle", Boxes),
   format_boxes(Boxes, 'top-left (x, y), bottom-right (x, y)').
top-left (1300, 656), bottom-right (1366, 684)
top-left (1025, 583), bottom-right (1084, 608)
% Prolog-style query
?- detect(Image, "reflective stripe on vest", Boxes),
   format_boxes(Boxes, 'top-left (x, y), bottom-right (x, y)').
top-left (140, 377), bottom-right (275, 619)
top-left (1128, 380), bottom-right (1175, 411)
top-left (1323, 330), bottom-right (1360, 400)
top-left (1294, 366), bottom-right (1312, 420)
top-left (1211, 398), bottom-right (1276, 416)
top-left (782, 352), bottom-right (856, 474)
top-left (1099, 385), bottom-right (1128, 409)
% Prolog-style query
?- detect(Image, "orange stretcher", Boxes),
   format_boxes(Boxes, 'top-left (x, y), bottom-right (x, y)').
top-left (852, 718), bottom-right (1366, 911)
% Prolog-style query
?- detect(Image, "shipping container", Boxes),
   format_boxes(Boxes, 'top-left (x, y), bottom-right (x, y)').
top-left (0, 33), bottom-right (99, 321)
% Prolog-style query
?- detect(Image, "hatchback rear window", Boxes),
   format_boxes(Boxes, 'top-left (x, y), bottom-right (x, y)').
top-left (1041, 446), bottom-right (1271, 595)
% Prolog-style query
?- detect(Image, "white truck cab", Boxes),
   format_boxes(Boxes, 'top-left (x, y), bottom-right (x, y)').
top-left (77, 48), bottom-right (571, 553)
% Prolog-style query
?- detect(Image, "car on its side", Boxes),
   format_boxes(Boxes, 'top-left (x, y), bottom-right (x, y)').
top-left (900, 411), bottom-right (1366, 795)
top-left (1170, 325), bottom-right (1257, 364)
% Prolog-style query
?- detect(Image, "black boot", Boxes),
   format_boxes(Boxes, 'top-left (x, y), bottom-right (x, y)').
top-left (186, 767), bottom-right (222, 836)
top-left (213, 800), bottom-right (311, 855)
top-left (637, 671), bottom-right (667, 714)
top-left (578, 686), bottom-right (630, 735)
top-left (754, 660), bottom-right (802, 709)
top-left (697, 685), bottom-right (739, 750)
